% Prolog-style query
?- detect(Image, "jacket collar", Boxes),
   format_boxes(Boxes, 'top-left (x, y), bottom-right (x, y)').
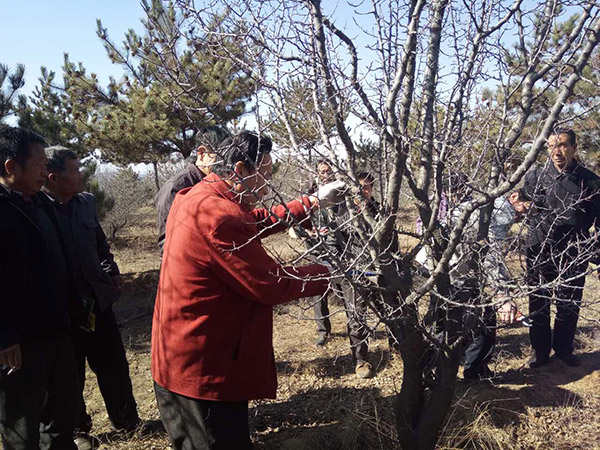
top-left (187, 162), bottom-right (206, 179)
top-left (202, 172), bottom-right (238, 204)
top-left (549, 159), bottom-right (579, 179)
top-left (41, 190), bottom-right (84, 206)
top-left (0, 182), bottom-right (36, 204)
top-left (0, 182), bottom-right (9, 199)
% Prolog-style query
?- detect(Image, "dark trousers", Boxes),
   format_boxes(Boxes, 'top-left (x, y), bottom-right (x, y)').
top-left (71, 306), bottom-right (139, 432)
top-left (314, 281), bottom-right (369, 362)
top-left (425, 284), bottom-right (496, 377)
top-left (154, 382), bottom-right (252, 450)
top-left (527, 245), bottom-right (585, 356)
top-left (463, 302), bottom-right (497, 377)
top-left (0, 335), bottom-right (80, 450)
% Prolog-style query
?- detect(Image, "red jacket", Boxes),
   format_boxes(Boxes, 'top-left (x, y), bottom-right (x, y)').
top-left (151, 173), bottom-right (330, 401)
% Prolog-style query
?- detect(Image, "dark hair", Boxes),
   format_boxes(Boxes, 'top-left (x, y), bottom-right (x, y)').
top-left (316, 158), bottom-right (333, 167)
top-left (195, 126), bottom-right (231, 153)
top-left (45, 146), bottom-right (78, 174)
top-left (552, 128), bottom-right (577, 146)
top-left (357, 171), bottom-right (375, 184)
top-left (0, 126), bottom-right (47, 176)
top-left (212, 131), bottom-right (272, 176)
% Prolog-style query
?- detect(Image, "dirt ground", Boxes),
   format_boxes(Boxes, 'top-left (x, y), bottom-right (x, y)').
top-left (77, 207), bottom-right (599, 450)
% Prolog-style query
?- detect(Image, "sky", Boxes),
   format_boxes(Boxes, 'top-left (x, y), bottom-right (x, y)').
top-left (1, 0), bottom-right (146, 100)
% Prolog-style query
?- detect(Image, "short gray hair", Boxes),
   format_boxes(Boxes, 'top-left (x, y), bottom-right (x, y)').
top-left (45, 146), bottom-right (78, 174)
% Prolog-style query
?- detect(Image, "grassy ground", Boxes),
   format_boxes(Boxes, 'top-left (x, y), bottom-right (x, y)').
top-left (78, 206), bottom-right (599, 450)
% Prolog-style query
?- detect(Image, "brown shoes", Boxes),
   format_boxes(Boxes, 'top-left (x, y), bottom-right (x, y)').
top-left (355, 360), bottom-right (374, 379)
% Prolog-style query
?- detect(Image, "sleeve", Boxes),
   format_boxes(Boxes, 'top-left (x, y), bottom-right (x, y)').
top-left (210, 217), bottom-right (329, 306)
top-left (250, 196), bottom-right (314, 238)
top-left (518, 166), bottom-right (540, 202)
top-left (89, 196), bottom-right (120, 276)
top-left (0, 228), bottom-right (20, 350)
top-left (154, 183), bottom-right (178, 250)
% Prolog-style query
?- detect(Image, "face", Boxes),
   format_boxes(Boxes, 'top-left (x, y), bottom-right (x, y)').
top-left (50, 158), bottom-right (84, 197)
top-left (359, 178), bottom-right (373, 200)
top-left (195, 145), bottom-right (218, 174)
top-left (317, 162), bottom-right (334, 183)
top-left (234, 153), bottom-right (273, 209)
top-left (547, 133), bottom-right (576, 171)
top-left (4, 144), bottom-right (48, 196)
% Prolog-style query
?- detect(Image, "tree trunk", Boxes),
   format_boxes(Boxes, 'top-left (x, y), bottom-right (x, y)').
top-left (395, 322), bottom-right (427, 450)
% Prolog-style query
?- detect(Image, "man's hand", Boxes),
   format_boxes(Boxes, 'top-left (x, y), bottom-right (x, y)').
top-left (309, 180), bottom-right (347, 209)
top-left (321, 261), bottom-right (345, 284)
top-left (498, 301), bottom-right (517, 324)
top-left (0, 344), bottom-right (22, 371)
top-left (508, 192), bottom-right (531, 214)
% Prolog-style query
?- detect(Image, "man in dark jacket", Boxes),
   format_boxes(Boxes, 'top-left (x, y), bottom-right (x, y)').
top-left (154, 126), bottom-right (230, 252)
top-left (43, 147), bottom-right (142, 446)
top-left (309, 171), bottom-right (379, 378)
top-left (0, 127), bottom-right (80, 450)
top-left (511, 129), bottom-right (600, 368)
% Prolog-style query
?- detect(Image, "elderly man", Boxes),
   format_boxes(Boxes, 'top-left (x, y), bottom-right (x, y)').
top-left (0, 127), bottom-right (80, 450)
top-left (510, 129), bottom-right (600, 368)
top-left (154, 126), bottom-right (230, 252)
top-left (311, 171), bottom-right (380, 378)
top-left (152, 131), bottom-right (341, 449)
top-left (43, 147), bottom-right (142, 448)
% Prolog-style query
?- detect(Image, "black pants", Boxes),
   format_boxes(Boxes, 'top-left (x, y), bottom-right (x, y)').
top-left (71, 307), bottom-right (139, 432)
top-left (425, 285), bottom-right (496, 377)
top-left (463, 302), bottom-right (496, 377)
top-left (154, 383), bottom-right (252, 450)
top-left (0, 335), bottom-right (80, 450)
top-left (527, 245), bottom-right (585, 357)
top-left (314, 281), bottom-right (369, 362)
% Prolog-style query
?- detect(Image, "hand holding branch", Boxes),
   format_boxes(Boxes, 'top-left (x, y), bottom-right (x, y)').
top-left (508, 192), bottom-right (532, 214)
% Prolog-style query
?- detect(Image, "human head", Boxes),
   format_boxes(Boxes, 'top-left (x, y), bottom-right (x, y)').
top-left (317, 159), bottom-right (334, 183)
top-left (0, 126), bottom-right (47, 196)
top-left (44, 146), bottom-right (84, 201)
top-left (357, 171), bottom-right (375, 200)
top-left (194, 125), bottom-right (231, 173)
top-left (445, 172), bottom-right (469, 204)
top-left (212, 131), bottom-right (273, 209)
top-left (547, 129), bottom-right (577, 171)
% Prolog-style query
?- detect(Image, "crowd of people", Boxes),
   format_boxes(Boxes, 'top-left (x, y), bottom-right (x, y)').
top-left (0, 124), bottom-right (598, 450)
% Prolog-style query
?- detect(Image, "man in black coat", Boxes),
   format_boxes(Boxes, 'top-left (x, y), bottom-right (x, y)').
top-left (510, 129), bottom-right (600, 368)
top-left (154, 126), bottom-right (230, 252)
top-left (305, 168), bottom-right (378, 379)
top-left (0, 127), bottom-right (80, 450)
top-left (43, 147), bottom-right (141, 446)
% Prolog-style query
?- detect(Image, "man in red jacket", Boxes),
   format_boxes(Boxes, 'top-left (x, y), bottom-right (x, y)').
top-left (152, 131), bottom-right (338, 450)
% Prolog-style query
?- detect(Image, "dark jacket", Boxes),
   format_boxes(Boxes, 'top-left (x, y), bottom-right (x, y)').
top-left (519, 161), bottom-right (600, 256)
top-left (152, 173), bottom-right (329, 401)
top-left (45, 192), bottom-right (121, 312)
top-left (309, 199), bottom-right (382, 261)
top-left (0, 184), bottom-right (72, 351)
top-left (154, 163), bottom-right (205, 251)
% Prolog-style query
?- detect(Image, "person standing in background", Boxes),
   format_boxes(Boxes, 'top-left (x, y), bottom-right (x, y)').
top-left (0, 127), bottom-right (80, 450)
top-left (43, 147), bottom-right (147, 448)
top-left (154, 126), bottom-right (231, 253)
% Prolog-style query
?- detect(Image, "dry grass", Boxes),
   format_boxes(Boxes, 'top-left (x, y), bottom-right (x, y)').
top-left (72, 206), bottom-right (600, 450)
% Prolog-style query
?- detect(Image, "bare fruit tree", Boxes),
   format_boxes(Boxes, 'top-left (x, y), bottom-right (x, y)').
top-left (144, 0), bottom-right (600, 448)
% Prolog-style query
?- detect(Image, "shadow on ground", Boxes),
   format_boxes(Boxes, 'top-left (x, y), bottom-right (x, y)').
top-left (250, 386), bottom-right (399, 450)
